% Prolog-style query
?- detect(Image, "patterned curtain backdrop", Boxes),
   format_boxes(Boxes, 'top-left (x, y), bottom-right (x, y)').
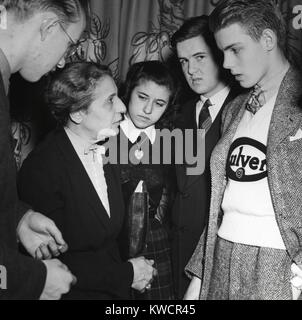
top-left (86, 0), bottom-right (216, 82)
top-left (84, 0), bottom-right (302, 83)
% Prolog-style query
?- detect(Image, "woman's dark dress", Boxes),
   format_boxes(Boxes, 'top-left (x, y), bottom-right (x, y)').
top-left (118, 130), bottom-right (175, 300)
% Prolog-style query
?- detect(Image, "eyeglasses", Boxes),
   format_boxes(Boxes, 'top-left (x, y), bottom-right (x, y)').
top-left (58, 21), bottom-right (83, 60)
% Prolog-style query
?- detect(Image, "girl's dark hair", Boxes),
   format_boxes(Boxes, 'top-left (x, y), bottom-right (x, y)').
top-left (122, 61), bottom-right (179, 130)
top-left (46, 61), bottom-right (112, 126)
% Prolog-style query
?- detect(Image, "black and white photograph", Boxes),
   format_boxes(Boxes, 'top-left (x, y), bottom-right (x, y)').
top-left (0, 0), bottom-right (302, 304)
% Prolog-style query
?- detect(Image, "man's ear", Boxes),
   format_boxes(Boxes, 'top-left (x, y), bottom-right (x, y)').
top-left (69, 111), bottom-right (84, 124)
top-left (40, 16), bottom-right (59, 41)
top-left (261, 28), bottom-right (277, 52)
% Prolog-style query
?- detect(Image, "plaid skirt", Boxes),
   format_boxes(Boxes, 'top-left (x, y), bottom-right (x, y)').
top-left (208, 237), bottom-right (294, 300)
top-left (133, 218), bottom-right (175, 300)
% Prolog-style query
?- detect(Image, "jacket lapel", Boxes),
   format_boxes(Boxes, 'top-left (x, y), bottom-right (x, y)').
top-left (55, 128), bottom-right (113, 230)
top-left (103, 163), bottom-right (124, 228)
top-left (211, 94), bottom-right (248, 204)
top-left (175, 164), bottom-right (187, 192)
top-left (268, 67), bottom-right (302, 155)
top-left (176, 98), bottom-right (198, 192)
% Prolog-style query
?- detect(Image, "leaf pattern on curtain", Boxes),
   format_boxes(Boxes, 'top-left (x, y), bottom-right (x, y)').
top-left (67, 13), bottom-right (121, 81)
top-left (72, 0), bottom-right (301, 77)
top-left (88, 13), bottom-right (110, 62)
top-left (87, 0), bottom-right (214, 80)
top-left (129, 0), bottom-right (185, 64)
top-left (69, 14), bottom-right (110, 63)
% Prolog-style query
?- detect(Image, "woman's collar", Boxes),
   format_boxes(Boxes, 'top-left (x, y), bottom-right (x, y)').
top-left (120, 115), bottom-right (156, 144)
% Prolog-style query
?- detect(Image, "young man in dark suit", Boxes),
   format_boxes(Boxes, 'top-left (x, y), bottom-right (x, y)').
top-left (186, 0), bottom-right (302, 300)
top-left (0, 0), bottom-right (88, 300)
top-left (170, 15), bottom-right (239, 299)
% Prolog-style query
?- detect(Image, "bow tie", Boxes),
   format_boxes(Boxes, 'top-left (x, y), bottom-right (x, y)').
top-left (84, 144), bottom-right (106, 163)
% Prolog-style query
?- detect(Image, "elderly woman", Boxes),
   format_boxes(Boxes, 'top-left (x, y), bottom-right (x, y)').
top-left (17, 62), bottom-right (156, 300)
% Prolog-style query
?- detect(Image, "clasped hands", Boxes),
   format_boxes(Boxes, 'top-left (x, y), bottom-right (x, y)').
top-left (17, 209), bottom-right (158, 298)
top-left (129, 256), bottom-right (158, 293)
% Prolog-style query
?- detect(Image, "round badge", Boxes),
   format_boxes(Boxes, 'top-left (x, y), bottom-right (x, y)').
top-left (235, 168), bottom-right (245, 179)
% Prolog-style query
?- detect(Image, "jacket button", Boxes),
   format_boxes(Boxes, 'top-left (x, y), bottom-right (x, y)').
top-left (181, 192), bottom-right (189, 198)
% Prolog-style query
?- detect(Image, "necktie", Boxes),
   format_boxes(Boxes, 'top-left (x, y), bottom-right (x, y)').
top-left (198, 99), bottom-right (212, 132)
top-left (246, 85), bottom-right (265, 114)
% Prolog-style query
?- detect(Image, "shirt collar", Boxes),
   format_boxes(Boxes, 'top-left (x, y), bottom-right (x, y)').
top-left (197, 86), bottom-right (231, 123)
top-left (120, 114), bottom-right (156, 144)
top-left (199, 86), bottom-right (231, 106)
top-left (257, 62), bottom-right (290, 102)
top-left (0, 48), bottom-right (11, 95)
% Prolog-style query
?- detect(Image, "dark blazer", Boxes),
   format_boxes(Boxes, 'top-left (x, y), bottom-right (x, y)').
top-left (0, 74), bottom-right (46, 300)
top-left (186, 67), bottom-right (302, 299)
top-left (171, 87), bottom-right (239, 298)
top-left (18, 127), bottom-right (133, 300)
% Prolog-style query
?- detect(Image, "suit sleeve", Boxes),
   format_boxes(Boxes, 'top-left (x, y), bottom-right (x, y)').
top-left (184, 229), bottom-right (207, 280)
top-left (16, 201), bottom-right (31, 228)
top-left (0, 243), bottom-right (46, 300)
top-left (18, 153), bottom-right (134, 299)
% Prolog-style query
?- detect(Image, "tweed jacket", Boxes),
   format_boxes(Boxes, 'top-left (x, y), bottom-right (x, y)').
top-left (185, 67), bottom-right (302, 299)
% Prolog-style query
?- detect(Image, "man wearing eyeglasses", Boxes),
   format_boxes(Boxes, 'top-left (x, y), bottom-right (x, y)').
top-left (0, 0), bottom-right (88, 300)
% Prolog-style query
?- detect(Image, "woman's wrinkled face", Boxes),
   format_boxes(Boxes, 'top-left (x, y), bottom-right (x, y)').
top-left (128, 80), bottom-right (171, 129)
top-left (79, 76), bottom-right (126, 140)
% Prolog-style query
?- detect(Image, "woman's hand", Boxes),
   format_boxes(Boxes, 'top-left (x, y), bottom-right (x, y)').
top-left (183, 276), bottom-right (201, 300)
top-left (129, 256), bottom-right (157, 292)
